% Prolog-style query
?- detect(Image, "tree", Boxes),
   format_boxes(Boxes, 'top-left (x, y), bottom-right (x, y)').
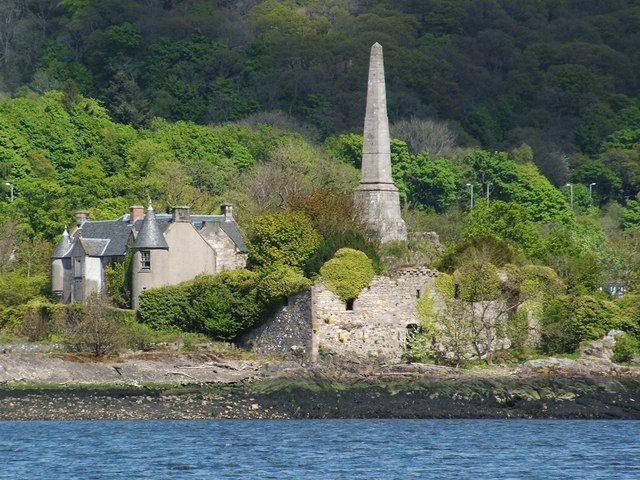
top-left (404, 154), bottom-right (461, 212)
top-left (390, 116), bottom-right (458, 158)
top-left (67, 294), bottom-right (122, 356)
top-left (248, 210), bottom-right (321, 270)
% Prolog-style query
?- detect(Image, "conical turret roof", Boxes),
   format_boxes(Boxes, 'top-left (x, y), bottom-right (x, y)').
top-left (51, 227), bottom-right (72, 258)
top-left (134, 202), bottom-right (169, 249)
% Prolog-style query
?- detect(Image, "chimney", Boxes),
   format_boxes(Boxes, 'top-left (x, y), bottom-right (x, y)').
top-left (130, 205), bottom-right (144, 224)
top-left (220, 203), bottom-right (233, 221)
top-left (75, 210), bottom-right (90, 226)
top-left (172, 205), bottom-right (191, 223)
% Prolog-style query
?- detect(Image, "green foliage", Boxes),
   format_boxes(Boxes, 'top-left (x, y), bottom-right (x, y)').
top-left (257, 263), bottom-right (312, 309)
top-left (137, 283), bottom-right (193, 333)
top-left (404, 295), bottom-right (438, 363)
top-left (404, 155), bottom-right (461, 212)
top-left (540, 295), bottom-right (624, 354)
top-left (438, 235), bottom-right (519, 273)
top-left (136, 265), bottom-right (312, 342)
top-left (464, 151), bottom-right (573, 225)
top-left (464, 201), bottom-right (542, 256)
top-left (248, 210), bottom-right (321, 270)
top-left (320, 248), bottom-right (376, 302)
top-left (305, 230), bottom-right (381, 277)
top-left (620, 193), bottom-right (640, 230)
top-left (104, 258), bottom-right (131, 309)
top-left (188, 270), bottom-right (262, 341)
top-left (434, 273), bottom-right (456, 298)
top-left (453, 262), bottom-right (501, 303)
top-left (612, 333), bottom-right (639, 363)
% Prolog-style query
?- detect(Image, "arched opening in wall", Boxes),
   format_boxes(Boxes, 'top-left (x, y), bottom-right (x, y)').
top-left (346, 298), bottom-right (355, 311)
top-left (283, 296), bottom-right (289, 307)
top-left (416, 289), bottom-right (421, 299)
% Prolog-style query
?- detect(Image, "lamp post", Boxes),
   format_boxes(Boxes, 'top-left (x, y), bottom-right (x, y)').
top-left (589, 182), bottom-right (596, 198)
top-left (486, 182), bottom-right (492, 205)
top-left (566, 183), bottom-right (573, 210)
top-left (5, 182), bottom-right (13, 202)
top-left (466, 183), bottom-right (474, 209)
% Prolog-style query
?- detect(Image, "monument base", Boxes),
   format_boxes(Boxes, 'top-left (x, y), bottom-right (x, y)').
top-left (355, 184), bottom-right (407, 243)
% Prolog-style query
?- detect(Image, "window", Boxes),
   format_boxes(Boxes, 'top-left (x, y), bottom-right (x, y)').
top-left (141, 250), bottom-right (151, 269)
top-left (74, 257), bottom-right (83, 278)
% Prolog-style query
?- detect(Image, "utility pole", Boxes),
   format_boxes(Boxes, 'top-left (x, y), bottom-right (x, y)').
top-left (566, 183), bottom-right (573, 210)
top-left (486, 183), bottom-right (492, 205)
top-left (589, 182), bottom-right (596, 198)
top-left (466, 183), bottom-right (474, 209)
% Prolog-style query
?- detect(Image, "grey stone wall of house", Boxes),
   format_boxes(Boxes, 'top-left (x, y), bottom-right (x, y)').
top-left (245, 267), bottom-right (438, 362)
top-left (242, 291), bottom-right (313, 357)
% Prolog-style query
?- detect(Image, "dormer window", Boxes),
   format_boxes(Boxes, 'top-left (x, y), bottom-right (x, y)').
top-left (141, 250), bottom-right (151, 269)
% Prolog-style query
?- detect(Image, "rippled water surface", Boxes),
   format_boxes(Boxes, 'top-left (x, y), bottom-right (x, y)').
top-left (1, 419), bottom-right (638, 479)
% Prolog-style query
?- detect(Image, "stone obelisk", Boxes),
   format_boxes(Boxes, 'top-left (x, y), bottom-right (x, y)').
top-left (355, 42), bottom-right (407, 243)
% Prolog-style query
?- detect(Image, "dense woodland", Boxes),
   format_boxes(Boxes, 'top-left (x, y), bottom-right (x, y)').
top-left (1, 0), bottom-right (640, 362)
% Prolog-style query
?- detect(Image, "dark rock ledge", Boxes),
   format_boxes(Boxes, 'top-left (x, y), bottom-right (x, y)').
top-left (1, 352), bottom-right (640, 420)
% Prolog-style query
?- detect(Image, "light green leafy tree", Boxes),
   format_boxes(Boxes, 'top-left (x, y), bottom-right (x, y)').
top-left (248, 210), bottom-right (321, 270)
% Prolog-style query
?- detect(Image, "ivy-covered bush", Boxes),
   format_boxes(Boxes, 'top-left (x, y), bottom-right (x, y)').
top-left (188, 270), bottom-right (262, 341)
top-left (320, 248), bottom-right (375, 302)
top-left (137, 283), bottom-right (193, 333)
top-left (136, 266), bottom-right (312, 341)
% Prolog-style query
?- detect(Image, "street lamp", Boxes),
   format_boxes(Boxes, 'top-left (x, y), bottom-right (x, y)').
top-left (5, 182), bottom-right (13, 202)
top-left (466, 183), bottom-right (474, 209)
top-left (566, 183), bottom-right (573, 210)
top-left (486, 183), bottom-right (492, 205)
top-left (589, 182), bottom-right (596, 198)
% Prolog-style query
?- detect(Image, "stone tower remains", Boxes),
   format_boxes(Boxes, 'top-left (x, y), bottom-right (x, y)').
top-left (354, 42), bottom-right (407, 243)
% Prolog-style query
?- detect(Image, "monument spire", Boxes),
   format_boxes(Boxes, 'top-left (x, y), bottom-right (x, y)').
top-left (355, 42), bottom-right (407, 243)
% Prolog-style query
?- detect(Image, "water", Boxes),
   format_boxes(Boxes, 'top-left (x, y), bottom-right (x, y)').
top-left (0, 419), bottom-right (638, 479)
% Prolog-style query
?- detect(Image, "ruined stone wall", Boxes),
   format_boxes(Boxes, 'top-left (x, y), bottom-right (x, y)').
top-left (244, 267), bottom-right (438, 363)
top-left (242, 291), bottom-right (313, 358)
top-left (313, 267), bottom-right (437, 361)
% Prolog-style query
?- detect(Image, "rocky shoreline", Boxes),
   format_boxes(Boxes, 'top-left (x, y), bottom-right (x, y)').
top-left (1, 350), bottom-right (640, 420)
top-left (2, 375), bottom-right (640, 420)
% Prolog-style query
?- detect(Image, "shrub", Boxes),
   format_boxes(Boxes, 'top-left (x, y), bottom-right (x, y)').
top-left (437, 235), bottom-right (519, 273)
top-left (257, 263), bottom-right (312, 310)
top-left (64, 295), bottom-right (122, 356)
top-left (305, 230), bottom-right (381, 277)
top-left (320, 248), bottom-right (375, 302)
top-left (613, 332), bottom-right (639, 363)
top-left (188, 270), bottom-right (263, 341)
top-left (540, 295), bottom-right (624, 354)
top-left (137, 283), bottom-right (193, 332)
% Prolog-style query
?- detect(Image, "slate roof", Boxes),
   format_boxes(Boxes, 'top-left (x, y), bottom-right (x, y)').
top-left (51, 206), bottom-right (247, 259)
top-left (133, 205), bottom-right (169, 249)
top-left (51, 228), bottom-right (72, 259)
top-left (76, 218), bottom-right (133, 256)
